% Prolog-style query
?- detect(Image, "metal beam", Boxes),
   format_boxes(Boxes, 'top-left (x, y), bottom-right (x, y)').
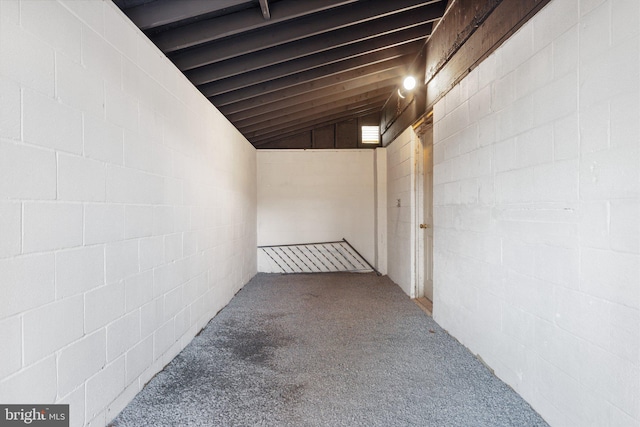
top-left (172, 0), bottom-right (445, 70)
top-left (152, 0), bottom-right (358, 53)
top-left (187, 22), bottom-right (434, 85)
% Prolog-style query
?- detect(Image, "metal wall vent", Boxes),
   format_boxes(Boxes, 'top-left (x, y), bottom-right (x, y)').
top-left (258, 239), bottom-right (377, 274)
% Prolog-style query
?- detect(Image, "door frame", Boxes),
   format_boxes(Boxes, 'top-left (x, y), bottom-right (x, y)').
top-left (413, 114), bottom-right (434, 301)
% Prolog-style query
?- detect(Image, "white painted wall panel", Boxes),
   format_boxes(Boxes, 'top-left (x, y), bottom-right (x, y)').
top-left (0, 1), bottom-right (257, 426)
top-left (386, 128), bottom-right (417, 297)
top-left (257, 150), bottom-right (376, 270)
top-left (432, 0), bottom-right (640, 425)
top-left (375, 148), bottom-right (388, 275)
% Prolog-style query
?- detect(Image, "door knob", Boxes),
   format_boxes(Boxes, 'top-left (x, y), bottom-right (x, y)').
top-left (419, 224), bottom-right (431, 229)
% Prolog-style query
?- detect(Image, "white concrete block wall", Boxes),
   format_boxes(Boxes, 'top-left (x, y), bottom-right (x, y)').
top-left (257, 150), bottom-right (376, 270)
top-left (432, 0), bottom-right (639, 425)
top-left (386, 128), bottom-right (417, 297)
top-left (0, 1), bottom-right (257, 426)
top-left (374, 148), bottom-right (388, 275)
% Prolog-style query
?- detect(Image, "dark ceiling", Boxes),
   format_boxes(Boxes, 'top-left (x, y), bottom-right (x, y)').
top-left (112, 0), bottom-right (447, 148)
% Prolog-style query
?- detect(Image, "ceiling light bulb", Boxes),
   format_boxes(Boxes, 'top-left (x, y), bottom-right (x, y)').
top-left (403, 76), bottom-right (416, 91)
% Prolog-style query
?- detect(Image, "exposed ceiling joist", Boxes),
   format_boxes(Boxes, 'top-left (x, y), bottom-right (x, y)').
top-left (235, 86), bottom-right (395, 132)
top-left (200, 40), bottom-right (422, 101)
top-left (124, 0), bottom-right (251, 30)
top-left (239, 96), bottom-right (391, 138)
top-left (172, 0), bottom-right (444, 71)
top-left (152, 0), bottom-right (358, 53)
top-left (208, 54), bottom-right (411, 107)
top-left (187, 22), bottom-right (434, 86)
top-left (222, 74), bottom-right (403, 121)
top-left (251, 105), bottom-right (385, 145)
top-left (112, 0), bottom-right (448, 148)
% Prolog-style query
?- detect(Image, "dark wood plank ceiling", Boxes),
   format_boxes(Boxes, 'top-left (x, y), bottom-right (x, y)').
top-left (112, 0), bottom-right (447, 148)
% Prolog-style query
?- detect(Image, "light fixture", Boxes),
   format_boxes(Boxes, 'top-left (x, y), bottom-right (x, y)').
top-left (398, 75), bottom-right (417, 99)
top-left (403, 75), bottom-right (416, 91)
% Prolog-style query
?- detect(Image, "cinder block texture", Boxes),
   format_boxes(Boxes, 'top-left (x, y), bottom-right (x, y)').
top-left (0, 202), bottom-right (21, 258)
top-left (0, 316), bottom-right (22, 379)
top-left (23, 296), bottom-right (84, 365)
top-left (0, 1), bottom-right (257, 426)
top-left (23, 89), bottom-right (83, 154)
top-left (23, 202), bottom-right (83, 253)
top-left (0, 17), bottom-right (55, 97)
top-left (0, 79), bottom-right (21, 140)
top-left (0, 140), bottom-right (57, 200)
top-left (432, 0), bottom-right (640, 425)
top-left (57, 154), bottom-right (106, 202)
top-left (385, 128), bottom-right (417, 296)
top-left (57, 330), bottom-right (106, 397)
top-left (55, 246), bottom-right (105, 298)
top-left (257, 149), bottom-right (376, 270)
top-left (0, 254), bottom-right (55, 319)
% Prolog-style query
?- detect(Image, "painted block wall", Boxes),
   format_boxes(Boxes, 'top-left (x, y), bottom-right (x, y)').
top-left (386, 128), bottom-right (418, 297)
top-left (432, 0), bottom-right (639, 425)
top-left (0, 1), bottom-right (257, 426)
top-left (257, 150), bottom-right (376, 271)
top-left (374, 148), bottom-right (388, 275)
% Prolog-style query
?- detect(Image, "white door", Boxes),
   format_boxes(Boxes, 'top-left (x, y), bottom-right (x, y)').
top-left (415, 121), bottom-right (433, 302)
top-left (422, 128), bottom-right (433, 300)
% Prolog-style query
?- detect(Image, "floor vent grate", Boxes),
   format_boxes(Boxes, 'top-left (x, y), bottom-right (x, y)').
top-left (258, 239), bottom-right (377, 274)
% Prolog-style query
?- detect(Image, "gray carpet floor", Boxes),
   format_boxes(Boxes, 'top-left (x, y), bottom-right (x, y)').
top-left (111, 273), bottom-right (548, 427)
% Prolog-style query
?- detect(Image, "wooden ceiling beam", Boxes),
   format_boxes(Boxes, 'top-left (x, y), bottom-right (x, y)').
top-left (205, 52), bottom-right (413, 102)
top-left (199, 42), bottom-right (419, 99)
top-left (185, 16), bottom-right (435, 84)
top-left (152, 0), bottom-right (358, 52)
top-left (235, 86), bottom-right (396, 131)
top-left (239, 94), bottom-right (391, 136)
top-left (123, 0), bottom-right (251, 31)
top-left (172, 0), bottom-right (445, 71)
top-left (424, 0), bottom-right (552, 109)
top-left (222, 75), bottom-right (401, 121)
top-left (378, 0), bottom-right (551, 145)
top-left (111, 0), bottom-right (452, 150)
top-left (248, 105), bottom-right (385, 145)
top-left (187, 22), bottom-right (433, 86)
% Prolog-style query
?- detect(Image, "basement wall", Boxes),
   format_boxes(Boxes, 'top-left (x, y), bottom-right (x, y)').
top-left (386, 128), bottom-right (418, 297)
top-left (0, 1), bottom-right (257, 426)
top-left (432, 0), bottom-right (639, 425)
top-left (257, 150), bottom-right (376, 270)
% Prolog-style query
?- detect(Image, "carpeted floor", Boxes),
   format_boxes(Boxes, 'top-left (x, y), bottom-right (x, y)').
top-left (110, 273), bottom-right (549, 427)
